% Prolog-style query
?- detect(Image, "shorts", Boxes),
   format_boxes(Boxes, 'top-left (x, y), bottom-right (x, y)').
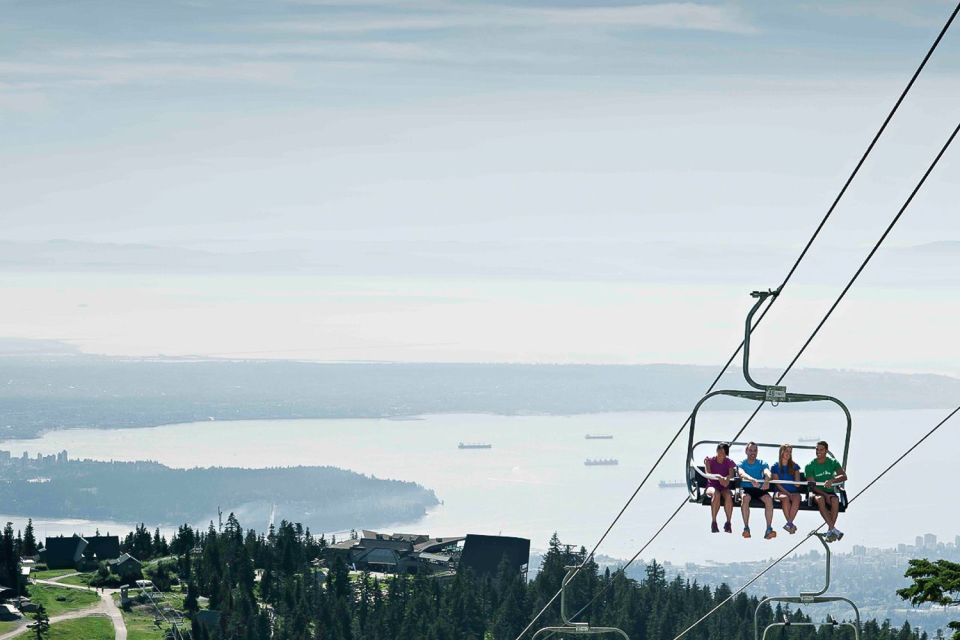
top-left (743, 487), bottom-right (769, 501)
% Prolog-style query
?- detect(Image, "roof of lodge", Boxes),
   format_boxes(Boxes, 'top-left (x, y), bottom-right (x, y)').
top-left (413, 537), bottom-right (466, 553)
top-left (42, 535), bottom-right (87, 567)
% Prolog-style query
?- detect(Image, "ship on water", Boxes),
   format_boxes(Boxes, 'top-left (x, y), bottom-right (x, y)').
top-left (584, 458), bottom-right (618, 466)
top-left (458, 442), bottom-right (492, 450)
top-left (658, 480), bottom-right (685, 488)
top-left (584, 434), bottom-right (614, 440)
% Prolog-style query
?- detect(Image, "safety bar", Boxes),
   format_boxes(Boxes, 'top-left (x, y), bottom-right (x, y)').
top-left (755, 597), bottom-right (861, 640)
top-left (685, 390), bottom-right (851, 500)
top-left (531, 566), bottom-right (631, 639)
top-left (692, 465), bottom-right (843, 489)
top-left (753, 534), bottom-right (861, 640)
top-left (761, 622), bottom-right (859, 640)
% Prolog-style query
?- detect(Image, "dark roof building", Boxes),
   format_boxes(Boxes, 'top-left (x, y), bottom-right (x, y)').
top-left (323, 531), bottom-right (526, 578)
top-left (459, 534), bottom-right (530, 579)
top-left (40, 536), bottom-right (87, 570)
top-left (108, 553), bottom-right (142, 578)
top-left (83, 536), bottom-right (120, 562)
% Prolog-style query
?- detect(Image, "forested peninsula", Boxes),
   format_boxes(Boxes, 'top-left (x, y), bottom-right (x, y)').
top-left (0, 454), bottom-right (438, 529)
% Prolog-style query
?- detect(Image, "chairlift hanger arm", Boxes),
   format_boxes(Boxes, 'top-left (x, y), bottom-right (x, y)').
top-left (744, 289), bottom-right (784, 399)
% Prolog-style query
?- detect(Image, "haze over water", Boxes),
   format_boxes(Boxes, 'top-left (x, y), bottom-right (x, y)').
top-left (2, 408), bottom-right (953, 564)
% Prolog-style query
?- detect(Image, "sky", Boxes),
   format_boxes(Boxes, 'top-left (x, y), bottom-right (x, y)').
top-left (1, 0), bottom-right (959, 371)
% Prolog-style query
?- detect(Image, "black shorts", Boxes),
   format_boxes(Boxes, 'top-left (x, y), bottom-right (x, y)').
top-left (743, 487), bottom-right (770, 501)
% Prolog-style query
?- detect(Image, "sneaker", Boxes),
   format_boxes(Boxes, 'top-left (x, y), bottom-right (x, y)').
top-left (833, 528), bottom-right (844, 541)
top-left (765, 527), bottom-right (777, 540)
top-left (723, 522), bottom-right (732, 534)
top-left (823, 531), bottom-right (837, 543)
top-left (742, 527), bottom-right (751, 539)
top-left (788, 523), bottom-right (797, 534)
top-left (711, 521), bottom-right (719, 533)
top-left (783, 523), bottom-right (793, 534)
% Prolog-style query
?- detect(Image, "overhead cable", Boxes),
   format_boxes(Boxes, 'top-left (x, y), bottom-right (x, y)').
top-left (513, 4), bottom-right (960, 637)
top-left (672, 404), bottom-right (960, 640)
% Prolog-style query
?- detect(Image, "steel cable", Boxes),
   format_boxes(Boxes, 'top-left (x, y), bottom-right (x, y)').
top-left (562, 114), bottom-right (960, 627)
top-left (672, 404), bottom-right (960, 640)
top-left (513, 4), bottom-right (960, 637)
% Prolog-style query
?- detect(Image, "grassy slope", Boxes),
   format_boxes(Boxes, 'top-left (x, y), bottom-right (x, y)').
top-left (59, 573), bottom-right (95, 588)
top-left (0, 621), bottom-right (21, 634)
top-left (49, 615), bottom-right (114, 639)
top-left (114, 591), bottom-right (188, 640)
top-left (28, 583), bottom-right (99, 617)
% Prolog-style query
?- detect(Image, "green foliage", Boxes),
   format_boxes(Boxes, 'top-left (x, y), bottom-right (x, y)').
top-left (48, 615), bottom-right (113, 640)
top-left (23, 519), bottom-right (38, 557)
top-left (897, 558), bottom-right (960, 640)
top-left (170, 518), bottom-right (930, 640)
top-left (32, 604), bottom-right (50, 640)
top-left (146, 559), bottom-right (178, 592)
top-left (1, 522), bottom-right (26, 596)
top-left (27, 584), bottom-right (99, 617)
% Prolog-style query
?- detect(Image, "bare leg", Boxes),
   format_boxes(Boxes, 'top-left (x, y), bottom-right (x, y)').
top-left (762, 494), bottom-right (774, 529)
top-left (741, 493), bottom-right (752, 529)
top-left (723, 490), bottom-right (733, 524)
top-left (790, 494), bottom-right (801, 523)
top-left (814, 493), bottom-right (832, 528)
top-left (778, 491), bottom-right (791, 522)
top-left (829, 495), bottom-right (840, 529)
top-left (709, 488), bottom-right (721, 522)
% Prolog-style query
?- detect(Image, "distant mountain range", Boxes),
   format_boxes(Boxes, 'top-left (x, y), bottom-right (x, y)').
top-left (1, 238), bottom-right (957, 284)
top-left (0, 345), bottom-right (956, 439)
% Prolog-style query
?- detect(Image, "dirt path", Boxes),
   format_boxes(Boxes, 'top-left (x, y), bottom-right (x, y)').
top-left (0, 579), bottom-right (127, 640)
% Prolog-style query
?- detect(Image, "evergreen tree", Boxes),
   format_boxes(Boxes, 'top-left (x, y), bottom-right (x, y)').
top-left (22, 519), bottom-right (38, 556)
top-left (0, 523), bottom-right (20, 594)
top-left (32, 604), bottom-right (50, 640)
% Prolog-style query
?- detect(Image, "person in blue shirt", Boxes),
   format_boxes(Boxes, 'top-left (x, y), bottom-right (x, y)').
top-left (771, 443), bottom-right (802, 534)
top-left (738, 442), bottom-right (776, 540)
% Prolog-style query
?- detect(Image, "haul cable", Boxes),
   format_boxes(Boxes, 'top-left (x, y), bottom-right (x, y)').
top-left (672, 404), bottom-right (960, 640)
top-left (512, 4), bottom-right (960, 638)
top-left (560, 115), bottom-right (960, 627)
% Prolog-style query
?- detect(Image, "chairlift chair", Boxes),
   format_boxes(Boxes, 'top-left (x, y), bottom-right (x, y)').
top-left (686, 290), bottom-right (852, 512)
top-left (531, 566), bottom-right (630, 640)
top-left (754, 533), bottom-right (861, 640)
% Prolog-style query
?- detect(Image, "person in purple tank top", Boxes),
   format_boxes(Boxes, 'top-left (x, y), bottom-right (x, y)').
top-left (704, 442), bottom-right (735, 533)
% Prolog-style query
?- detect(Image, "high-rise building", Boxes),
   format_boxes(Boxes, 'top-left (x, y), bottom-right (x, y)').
top-left (925, 533), bottom-right (937, 548)
top-left (916, 535), bottom-right (924, 548)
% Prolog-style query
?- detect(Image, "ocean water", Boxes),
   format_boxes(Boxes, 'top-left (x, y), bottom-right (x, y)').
top-left (1, 408), bottom-right (955, 563)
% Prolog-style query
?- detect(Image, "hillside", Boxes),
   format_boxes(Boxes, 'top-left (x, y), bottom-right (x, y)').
top-left (1, 353), bottom-right (957, 439)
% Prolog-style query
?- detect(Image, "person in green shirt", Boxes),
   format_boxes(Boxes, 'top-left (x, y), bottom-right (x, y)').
top-left (804, 440), bottom-right (848, 542)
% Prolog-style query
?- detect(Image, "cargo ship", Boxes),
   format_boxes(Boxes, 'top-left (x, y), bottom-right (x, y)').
top-left (584, 458), bottom-right (618, 466)
top-left (458, 442), bottom-right (492, 449)
top-left (658, 480), bottom-right (686, 489)
top-left (584, 434), bottom-right (614, 440)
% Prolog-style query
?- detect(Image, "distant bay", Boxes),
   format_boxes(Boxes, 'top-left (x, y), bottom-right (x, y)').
top-left (1, 409), bottom-right (953, 564)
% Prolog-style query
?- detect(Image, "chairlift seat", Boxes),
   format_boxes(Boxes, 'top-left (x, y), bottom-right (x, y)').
top-left (691, 465), bottom-right (847, 512)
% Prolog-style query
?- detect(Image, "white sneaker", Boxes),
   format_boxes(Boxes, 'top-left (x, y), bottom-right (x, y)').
top-left (832, 528), bottom-right (844, 541)
top-left (823, 531), bottom-right (837, 543)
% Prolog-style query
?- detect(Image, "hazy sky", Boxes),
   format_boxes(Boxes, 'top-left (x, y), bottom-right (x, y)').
top-left (1, 1), bottom-right (959, 370)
